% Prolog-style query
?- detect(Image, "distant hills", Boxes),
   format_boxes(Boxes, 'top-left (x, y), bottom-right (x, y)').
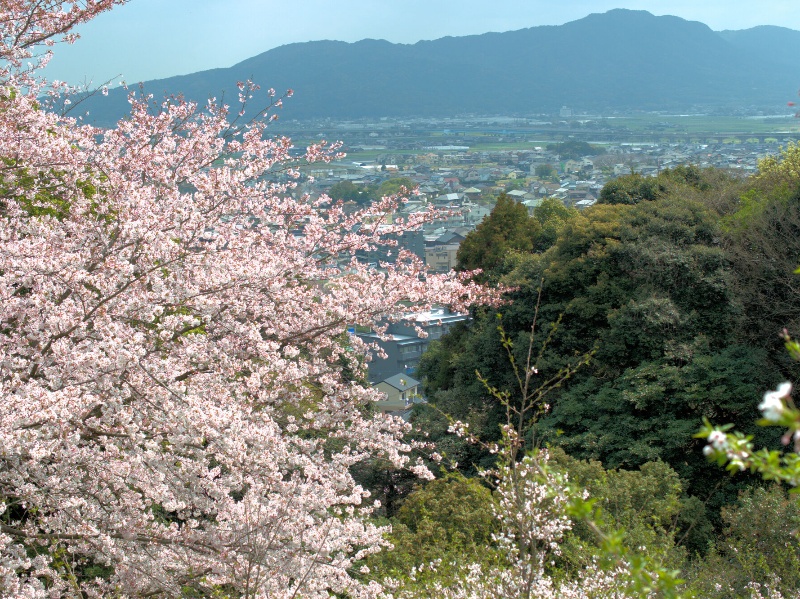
top-left (78, 9), bottom-right (800, 125)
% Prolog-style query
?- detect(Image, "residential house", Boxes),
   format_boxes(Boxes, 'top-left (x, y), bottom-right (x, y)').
top-left (357, 308), bottom-right (470, 382)
top-left (535, 182), bottom-right (562, 198)
top-left (434, 192), bottom-right (465, 206)
top-left (425, 230), bottom-right (465, 273)
top-left (522, 198), bottom-right (543, 214)
top-left (462, 186), bottom-right (483, 197)
top-left (373, 374), bottom-right (422, 418)
top-left (565, 189), bottom-right (597, 209)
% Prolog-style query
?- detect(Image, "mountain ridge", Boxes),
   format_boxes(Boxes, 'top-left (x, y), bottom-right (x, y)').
top-left (78, 9), bottom-right (799, 125)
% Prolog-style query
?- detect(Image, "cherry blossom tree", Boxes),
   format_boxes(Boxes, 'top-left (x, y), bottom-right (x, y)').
top-left (0, 2), bottom-right (496, 597)
top-left (381, 322), bottom-right (685, 599)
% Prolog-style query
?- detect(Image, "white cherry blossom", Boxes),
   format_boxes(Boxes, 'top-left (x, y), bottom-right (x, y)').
top-left (759, 382), bottom-right (792, 422)
top-left (0, 3), bottom-right (499, 596)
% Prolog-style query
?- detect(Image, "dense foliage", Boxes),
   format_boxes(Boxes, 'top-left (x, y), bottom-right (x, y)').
top-left (417, 158), bottom-right (800, 589)
top-left (456, 195), bottom-right (576, 283)
top-left (455, 193), bottom-right (542, 281)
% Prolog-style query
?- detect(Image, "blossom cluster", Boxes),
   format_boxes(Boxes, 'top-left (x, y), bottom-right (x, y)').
top-left (699, 381), bottom-right (800, 485)
top-left (0, 2), bottom-right (500, 597)
top-left (758, 382), bottom-right (792, 423)
top-left (386, 451), bottom-right (643, 599)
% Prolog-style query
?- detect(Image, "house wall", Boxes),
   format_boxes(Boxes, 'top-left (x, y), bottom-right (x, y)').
top-left (357, 311), bottom-right (469, 382)
top-left (425, 244), bottom-right (460, 273)
top-left (374, 381), bottom-right (419, 407)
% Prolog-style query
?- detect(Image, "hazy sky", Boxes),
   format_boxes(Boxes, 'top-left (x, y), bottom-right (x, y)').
top-left (44, 0), bottom-right (800, 86)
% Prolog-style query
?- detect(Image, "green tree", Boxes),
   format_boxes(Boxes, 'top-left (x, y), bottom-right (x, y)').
top-left (547, 140), bottom-right (597, 160)
top-left (456, 193), bottom-right (542, 281)
top-left (416, 317), bottom-right (511, 472)
top-left (549, 448), bottom-right (689, 573)
top-left (530, 196), bottom-right (779, 531)
top-left (686, 485), bottom-right (800, 598)
top-left (327, 180), bottom-right (371, 204)
top-left (598, 173), bottom-right (665, 205)
top-left (531, 197), bottom-right (577, 251)
top-left (424, 177), bottom-right (784, 549)
top-left (694, 329), bottom-right (800, 597)
top-left (535, 163), bottom-right (558, 181)
top-left (365, 473), bottom-right (497, 582)
top-left (377, 176), bottom-right (417, 197)
top-left (721, 149), bottom-right (800, 369)
top-left (659, 164), bottom-right (711, 191)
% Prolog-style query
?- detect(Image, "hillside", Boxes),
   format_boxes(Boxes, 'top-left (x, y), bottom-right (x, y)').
top-left (718, 25), bottom-right (800, 70)
top-left (78, 9), bottom-right (798, 125)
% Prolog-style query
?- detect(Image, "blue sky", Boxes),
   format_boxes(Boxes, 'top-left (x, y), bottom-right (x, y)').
top-left (44, 0), bottom-right (800, 86)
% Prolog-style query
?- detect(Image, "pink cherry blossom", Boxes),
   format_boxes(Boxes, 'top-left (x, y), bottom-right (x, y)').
top-left (0, 3), bottom-right (499, 596)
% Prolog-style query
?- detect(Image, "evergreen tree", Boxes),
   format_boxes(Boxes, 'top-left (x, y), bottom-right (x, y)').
top-left (456, 193), bottom-right (542, 281)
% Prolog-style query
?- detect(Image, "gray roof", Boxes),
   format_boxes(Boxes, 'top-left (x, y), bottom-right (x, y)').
top-left (435, 231), bottom-right (465, 245)
top-left (379, 373), bottom-right (420, 391)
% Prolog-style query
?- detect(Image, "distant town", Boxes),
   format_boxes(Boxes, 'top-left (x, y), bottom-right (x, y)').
top-left (269, 111), bottom-right (800, 399)
top-left (285, 111), bottom-right (800, 273)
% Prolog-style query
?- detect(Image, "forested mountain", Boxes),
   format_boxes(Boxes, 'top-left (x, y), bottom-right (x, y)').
top-left (718, 25), bottom-right (800, 70)
top-left (78, 9), bottom-right (798, 125)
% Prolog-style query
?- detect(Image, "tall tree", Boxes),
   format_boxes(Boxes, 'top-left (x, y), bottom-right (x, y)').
top-left (456, 193), bottom-right (542, 281)
top-left (722, 145), bottom-right (800, 363)
top-left (0, 3), bottom-right (496, 597)
top-left (377, 177), bottom-right (417, 198)
top-left (327, 180), bottom-right (370, 204)
top-left (598, 173), bottom-right (665, 205)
